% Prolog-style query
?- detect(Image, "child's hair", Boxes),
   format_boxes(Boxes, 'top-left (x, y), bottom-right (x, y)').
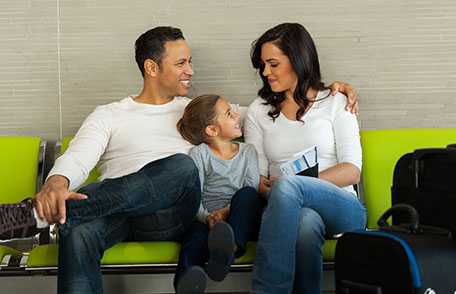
top-left (177, 94), bottom-right (221, 145)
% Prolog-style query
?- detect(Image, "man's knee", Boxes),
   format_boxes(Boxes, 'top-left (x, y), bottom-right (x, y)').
top-left (169, 154), bottom-right (197, 172)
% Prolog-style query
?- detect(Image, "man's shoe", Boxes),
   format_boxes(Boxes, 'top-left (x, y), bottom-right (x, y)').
top-left (176, 266), bottom-right (207, 294)
top-left (206, 221), bottom-right (236, 282)
top-left (0, 200), bottom-right (42, 241)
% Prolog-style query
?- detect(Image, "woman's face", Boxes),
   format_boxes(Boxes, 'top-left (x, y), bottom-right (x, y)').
top-left (260, 42), bottom-right (298, 97)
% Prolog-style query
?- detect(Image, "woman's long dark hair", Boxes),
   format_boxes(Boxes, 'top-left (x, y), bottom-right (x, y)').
top-left (251, 23), bottom-right (328, 121)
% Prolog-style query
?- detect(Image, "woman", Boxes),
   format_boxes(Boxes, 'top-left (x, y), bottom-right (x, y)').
top-left (244, 23), bottom-right (366, 294)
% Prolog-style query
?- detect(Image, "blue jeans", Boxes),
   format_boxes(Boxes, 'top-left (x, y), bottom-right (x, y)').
top-left (174, 186), bottom-right (265, 289)
top-left (57, 154), bottom-right (201, 294)
top-left (251, 176), bottom-right (366, 294)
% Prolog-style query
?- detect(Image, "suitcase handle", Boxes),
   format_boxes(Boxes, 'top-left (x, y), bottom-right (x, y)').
top-left (377, 204), bottom-right (419, 233)
top-left (412, 146), bottom-right (456, 188)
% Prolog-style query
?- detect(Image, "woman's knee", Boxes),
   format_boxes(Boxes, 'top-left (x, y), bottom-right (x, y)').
top-left (268, 176), bottom-right (304, 205)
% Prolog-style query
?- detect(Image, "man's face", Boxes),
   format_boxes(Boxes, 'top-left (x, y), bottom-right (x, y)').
top-left (156, 39), bottom-right (193, 97)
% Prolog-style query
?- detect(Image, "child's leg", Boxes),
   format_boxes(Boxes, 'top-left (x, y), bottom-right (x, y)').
top-left (227, 186), bottom-right (265, 258)
top-left (174, 221), bottom-right (209, 291)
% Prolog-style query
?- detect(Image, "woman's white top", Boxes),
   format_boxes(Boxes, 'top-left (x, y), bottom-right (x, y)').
top-left (244, 90), bottom-right (362, 194)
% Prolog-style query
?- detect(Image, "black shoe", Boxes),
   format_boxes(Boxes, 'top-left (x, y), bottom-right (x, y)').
top-left (206, 221), bottom-right (236, 282)
top-left (176, 266), bottom-right (207, 294)
top-left (0, 200), bottom-right (42, 241)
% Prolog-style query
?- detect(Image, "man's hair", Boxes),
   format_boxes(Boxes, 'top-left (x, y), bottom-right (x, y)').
top-left (135, 26), bottom-right (185, 77)
top-left (177, 94), bottom-right (221, 145)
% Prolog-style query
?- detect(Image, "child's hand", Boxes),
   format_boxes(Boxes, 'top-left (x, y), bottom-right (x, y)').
top-left (213, 206), bottom-right (230, 221)
top-left (259, 175), bottom-right (279, 195)
top-left (207, 206), bottom-right (230, 229)
top-left (207, 214), bottom-right (217, 230)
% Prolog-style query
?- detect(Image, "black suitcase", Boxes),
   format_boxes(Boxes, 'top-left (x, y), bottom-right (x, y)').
top-left (335, 204), bottom-right (456, 294)
top-left (392, 145), bottom-right (456, 235)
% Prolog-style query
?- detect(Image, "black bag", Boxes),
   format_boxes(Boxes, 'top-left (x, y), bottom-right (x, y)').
top-left (391, 145), bottom-right (456, 235)
top-left (335, 204), bottom-right (456, 294)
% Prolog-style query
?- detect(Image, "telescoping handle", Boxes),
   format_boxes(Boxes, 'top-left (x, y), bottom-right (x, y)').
top-left (412, 145), bottom-right (456, 189)
top-left (377, 204), bottom-right (420, 234)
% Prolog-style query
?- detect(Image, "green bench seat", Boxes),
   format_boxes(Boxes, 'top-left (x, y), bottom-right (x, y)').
top-left (360, 128), bottom-right (456, 228)
top-left (12, 128), bottom-right (456, 272)
top-left (28, 128), bottom-right (456, 271)
top-left (0, 136), bottom-right (42, 262)
top-left (27, 240), bottom-right (337, 268)
top-left (25, 135), bottom-right (338, 269)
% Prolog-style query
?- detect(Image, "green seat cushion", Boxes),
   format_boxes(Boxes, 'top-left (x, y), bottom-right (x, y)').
top-left (0, 136), bottom-right (40, 203)
top-left (0, 245), bottom-right (21, 261)
top-left (322, 239), bottom-right (337, 261)
top-left (361, 128), bottom-right (456, 228)
top-left (27, 242), bottom-right (182, 267)
top-left (27, 239), bottom-right (336, 267)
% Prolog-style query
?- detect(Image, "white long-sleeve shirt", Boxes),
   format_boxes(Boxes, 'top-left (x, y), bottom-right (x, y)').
top-left (48, 96), bottom-right (193, 191)
top-left (244, 90), bottom-right (362, 194)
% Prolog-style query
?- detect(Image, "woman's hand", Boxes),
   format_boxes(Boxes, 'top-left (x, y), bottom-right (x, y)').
top-left (207, 206), bottom-right (230, 230)
top-left (328, 81), bottom-right (359, 115)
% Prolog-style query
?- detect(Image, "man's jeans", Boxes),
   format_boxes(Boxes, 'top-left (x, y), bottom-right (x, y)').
top-left (251, 176), bottom-right (366, 294)
top-left (57, 154), bottom-right (201, 294)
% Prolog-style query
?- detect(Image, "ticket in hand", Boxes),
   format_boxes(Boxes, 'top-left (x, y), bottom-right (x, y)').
top-left (279, 145), bottom-right (318, 176)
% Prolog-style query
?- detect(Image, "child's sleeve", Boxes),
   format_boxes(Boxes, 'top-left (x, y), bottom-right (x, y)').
top-left (188, 146), bottom-right (205, 191)
top-left (189, 145), bottom-right (210, 224)
top-left (244, 144), bottom-right (261, 191)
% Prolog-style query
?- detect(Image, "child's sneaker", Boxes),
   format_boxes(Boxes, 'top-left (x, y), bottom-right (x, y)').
top-left (0, 200), bottom-right (43, 241)
top-left (206, 221), bottom-right (236, 281)
top-left (176, 265), bottom-right (207, 294)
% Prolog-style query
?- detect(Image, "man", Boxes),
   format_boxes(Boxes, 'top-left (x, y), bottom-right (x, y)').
top-left (0, 26), bottom-right (358, 294)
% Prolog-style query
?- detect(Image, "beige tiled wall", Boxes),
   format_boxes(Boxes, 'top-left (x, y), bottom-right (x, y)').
top-left (1, 0), bottom-right (456, 140)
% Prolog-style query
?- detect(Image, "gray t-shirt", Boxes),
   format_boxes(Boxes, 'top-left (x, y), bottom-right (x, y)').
top-left (189, 142), bottom-right (260, 223)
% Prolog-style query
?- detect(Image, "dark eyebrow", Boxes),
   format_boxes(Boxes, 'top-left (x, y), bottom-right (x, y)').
top-left (265, 58), bottom-right (279, 63)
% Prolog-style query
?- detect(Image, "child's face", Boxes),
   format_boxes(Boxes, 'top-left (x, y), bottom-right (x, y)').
top-left (212, 98), bottom-right (242, 140)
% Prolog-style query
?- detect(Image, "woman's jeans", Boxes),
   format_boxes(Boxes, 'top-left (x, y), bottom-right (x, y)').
top-left (57, 154), bottom-right (201, 294)
top-left (174, 186), bottom-right (265, 288)
top-left (251, 176), bottom-right (366, 294)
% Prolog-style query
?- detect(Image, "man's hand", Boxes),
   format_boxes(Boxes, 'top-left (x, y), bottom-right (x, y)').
top-left (35, 175), bottom-right (87, 224)
top-left (328, 81), bottom-right (359, 115)
top-left (206, 206), bottom-right (230, 230)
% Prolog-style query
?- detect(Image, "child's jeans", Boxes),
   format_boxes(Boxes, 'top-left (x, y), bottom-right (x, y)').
top-left (173, 186), bottom-right (265, 288)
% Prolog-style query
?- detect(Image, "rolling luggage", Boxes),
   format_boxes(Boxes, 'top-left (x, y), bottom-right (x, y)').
top-left (335, 204), bottom-right (456, 294)
top-left (391, 145), bottom-right (456, 235)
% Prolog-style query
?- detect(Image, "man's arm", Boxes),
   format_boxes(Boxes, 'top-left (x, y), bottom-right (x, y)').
top-left (328, 81), bottom-right (359, 115)
top-left (36, 105), bottom-right (113, 224)
top-left (35, 175), bottom-right (87, 224)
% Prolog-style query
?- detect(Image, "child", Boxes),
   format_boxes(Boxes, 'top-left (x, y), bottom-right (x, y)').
top-left (174, 94), bottom-right (264, 294)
